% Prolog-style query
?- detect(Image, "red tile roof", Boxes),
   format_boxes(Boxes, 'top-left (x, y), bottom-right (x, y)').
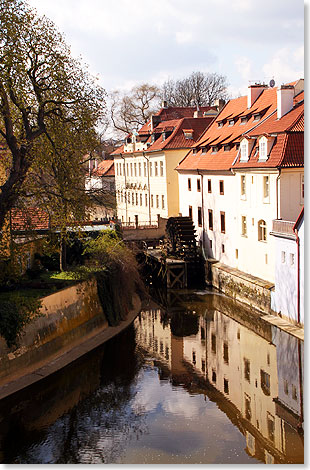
top-left (11, 208), bottom-right (50, 232)
top-left (177, 84), bottom-right (304, 172)
top-left (92, 160), bottom-right (115, 177)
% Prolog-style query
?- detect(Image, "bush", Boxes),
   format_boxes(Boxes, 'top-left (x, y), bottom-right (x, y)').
top-left (0, 294), bottom-right (42, 348)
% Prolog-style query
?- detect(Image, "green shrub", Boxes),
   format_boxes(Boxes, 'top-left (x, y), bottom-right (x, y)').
top-left (0, 294), bottom-right (42, 348)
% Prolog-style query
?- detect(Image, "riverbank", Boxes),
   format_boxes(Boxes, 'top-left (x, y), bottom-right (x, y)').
top-left (0, 280), bottom-right (141, 400)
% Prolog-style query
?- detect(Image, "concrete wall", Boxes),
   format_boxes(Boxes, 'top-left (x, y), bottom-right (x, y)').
top-left (0, 279), bottom-right (109, 381)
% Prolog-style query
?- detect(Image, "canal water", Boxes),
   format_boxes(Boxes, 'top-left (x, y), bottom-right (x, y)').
top-left (0, 289), bottom-right (304, 464)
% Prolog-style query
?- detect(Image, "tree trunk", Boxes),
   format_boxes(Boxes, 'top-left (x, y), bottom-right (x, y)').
top-left (60, 235), bottom-right (67, 271)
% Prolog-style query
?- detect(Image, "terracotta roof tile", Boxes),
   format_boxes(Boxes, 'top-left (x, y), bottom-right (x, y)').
top-left (11, 208), bottom-right (50, 232)
top-left (92, 160), bottom-right (115, 176)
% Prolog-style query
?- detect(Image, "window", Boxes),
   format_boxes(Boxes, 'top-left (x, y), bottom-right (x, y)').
top-left (144, 161), bottom-right (147, 177)
top-left (150, 162), bottom-right (153, 177)
top-left (193, 148), bottom-right (198, 155)
top-left (138, 162), bottom-right (141, 176)
top-left (198, 207), bottom-right (202, 227)
top-left (224, 378), bottom-right (229, 394)
top-left (188, 178), bottom-right (191, 191)
top-left (212, 369), bottom-right (217, 383)
top-left (154, 162), bottom-right (158, 176)
top-left (259, 139), bottom-right (267, 161)
top-left (240, 141), bottom-right (248, 161)
top-left (301, 174), bottom-right (304, 202)
top-left (258, 219), bottom-right (267, 241)
top-left (160, 161), bottom-right (164, 176)
top-left (217, 121), bottom-right (223, 128)
top-left (211, 334), bottom-right (216, 353)
top-left (197, 179), bottom-right (201, 192)
top-left (281, 251), bottom-right (286, 263)
top-left (126, 163), bottom-right (129, 176)
top-left (192, 350), bottom-right (196, 365)
top-left (140, 194), bottom-right (143, 206)
top-left (292, 385), bottom-right (297, 401)
top-left (135, 193), bottom-right (138, 205)
top-left (267, 413), bottom-right (275, 442)
top-left (220, 211), bottom-right (226, 233)
top-left (211, 146), bottom-right (218, 153)
top-left (130, 162), bottom-right (133, 176)
top-left (240, 116), bottom-right (247, 125)
top-left (284, 380), bottom-right (289, 395)
top-left (208, 210), bottom-right (213, 230)
top-left (224, 144), bottom-right (230, 152)
top-left (151, 194), bottom-right (154, 207)
top-left (201, 147), bottom-right (207, 154)
top-left (200, 327), bottom-right (205, 340)
top-left (241, 175), bottom-right (246, 197)
top-left (162, 195), bottom-right (165, 209)
top-left (189, 205), bottom-right (193, 219)
top-left (219, 180), bottom-right (224, 195)
top-left (131, 193), bottom-right (134, 204)
top-left (261, 369), bottom-right (271, 396)
top-left (253, 113), bottom-right (261, 121)
top-left (290, 253), bottom-right (295, 266)
top-left (245, 394), bottom-right (252, 421)
top-left (263, 175), bottom-right (269, 199)
top-left (208, 179), bottom-right (212, 193)
top-left (201, 359), bottom-right (205, 372)
top-left (134, 162), bottom-right (137, 176)
top-left (235, 249), bottom-right (239, 259)
top-left (228, 119), bottom-right (234, 126)
top-left (156, 195), bottom-right (159, 208)
top-left (241, 216), bottom-right (247, 236)
top-left (244, 358), bottom-right (250, 382)
top-left (222, 244), bottom-right (225, 253)
top-left (223, 342), bottom-right (229, 364)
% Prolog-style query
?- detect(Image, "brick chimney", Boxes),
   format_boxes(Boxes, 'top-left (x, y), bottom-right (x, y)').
top-left (277, 85), bottom-right (294, 119)
top-left (247, 84), bottom-right (267, 108)
top-left (213, 98), bottom-right (225, 112)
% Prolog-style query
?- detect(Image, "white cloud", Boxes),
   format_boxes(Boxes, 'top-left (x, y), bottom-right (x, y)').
top-left (262, 46), bottom-right (304, 85)
top-left (235, 56), bottom-right (252, 82)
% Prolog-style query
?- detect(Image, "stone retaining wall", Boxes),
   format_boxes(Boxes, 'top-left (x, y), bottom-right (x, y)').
top-left (207, 261), bottom-right (274, 315)
top-left (0, 279), bottom-right (108, 382)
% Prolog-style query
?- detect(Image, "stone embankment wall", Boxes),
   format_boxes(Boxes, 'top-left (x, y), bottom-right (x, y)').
top-left (207, 261), bottom-right (274, 315)
top-left (0, 279), bottom-right (108, 382)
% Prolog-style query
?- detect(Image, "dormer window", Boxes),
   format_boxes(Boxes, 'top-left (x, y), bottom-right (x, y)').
top-left (217, 121), bottom-right (223, 128)
top-left (240, 116), bottom-right (248, 125)
top-left (162, 132), bottom-right (166, 141)
top-left (201, 147), bottom-right (207, 154)
top-left (258, 136), bottom-right (268, 161)
top-left (151, 134), bottom-right (155, 143)
top-left (253, 113), bottom-right (261, 122)
top-left (211, 146), bottom-right (218, 153)
top-left (236, 143), bottom-right (240, 150)
top-left (228, 119), bottom-right (234, 126)
top-left (224, 144), bottom-right (230, 152)
top-left (183, 129), bottom-right (193, 139)
top-left (240, 139), bottom-right (249, 162)
top-left (193, 148), bottom-right (198, 155)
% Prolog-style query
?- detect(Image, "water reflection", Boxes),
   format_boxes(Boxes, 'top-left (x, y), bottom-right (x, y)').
top-left (136, 292), bottom-right (304, 464)
top-left (0, 290), bottom-right (304, 464)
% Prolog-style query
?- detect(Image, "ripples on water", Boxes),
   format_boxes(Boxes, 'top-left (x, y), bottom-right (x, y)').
top-left (0, 290), bottom-right (304, 464)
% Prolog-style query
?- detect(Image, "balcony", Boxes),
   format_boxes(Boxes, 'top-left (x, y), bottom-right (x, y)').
top-left (272, 219), bottom-right (295, 236)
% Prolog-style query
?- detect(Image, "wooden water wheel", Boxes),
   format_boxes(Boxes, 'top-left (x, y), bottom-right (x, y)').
top-left (166, 216), bottom-right (198, 261)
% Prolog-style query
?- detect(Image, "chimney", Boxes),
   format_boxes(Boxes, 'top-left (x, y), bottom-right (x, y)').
top-left (277, 85), bottom-right (294, 119)
top-left (213, 98), bottom-right (225, 112)
top-left (293, 78), bottom-right (304, 96)
top-left (194, 105), bottom-right (202, 118)
top-left (247, 84), bottom-right (267, 108)
top-left (150, 114), bottom-right (161, 131)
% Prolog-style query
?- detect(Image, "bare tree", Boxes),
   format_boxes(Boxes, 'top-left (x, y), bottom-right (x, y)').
top-left (161, 71), bottom-right (229, 107)
top-left (109, 83), bottom-right (161, 136)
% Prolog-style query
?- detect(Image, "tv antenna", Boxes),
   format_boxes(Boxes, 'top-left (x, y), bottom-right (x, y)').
top-left (269, 79), bottom-right (275, 88)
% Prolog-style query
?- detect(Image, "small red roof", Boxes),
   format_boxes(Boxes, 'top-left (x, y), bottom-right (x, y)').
top-left (11, 208), bottom-right (50, 232)
top-left (92, 160), bottom-right (115, 177)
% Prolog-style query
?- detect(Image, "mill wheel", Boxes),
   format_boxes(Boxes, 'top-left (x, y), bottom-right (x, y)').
top-left (166, 216), bottom-right (198, 261)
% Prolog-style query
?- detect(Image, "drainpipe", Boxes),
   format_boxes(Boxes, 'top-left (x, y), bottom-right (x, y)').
top-left (197, 170), bottom-right (206, 260)
top-left (276, 169), bottom-right (281, 220)
top-left (294, 225), bottom-right (300, 324)
top-left (120, 153), bottom-right (127, 223)
top-left (143, 152), bottom-right (151, 225)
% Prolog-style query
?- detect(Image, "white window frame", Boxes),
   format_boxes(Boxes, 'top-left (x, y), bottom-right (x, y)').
top-left (241, 175), bottom-right (246, 199)
top-left (240, 140), bottom-right (249, 162)
top-left (263, 175), bottom-right (270, 202)
top-left (259, 136), bottom-right (268, 161)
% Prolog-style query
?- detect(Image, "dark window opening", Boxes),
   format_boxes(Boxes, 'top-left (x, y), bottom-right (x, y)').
top-left (208, 179), bottom-right (212, 193)
top-left (198, 207), bottom-right (202, 227)
top-left (220, 211), bottom-right (226, 233)
top-left (208, 209), bottom-right (213, 230)
top-left (219, 180), bottom-right (224, 195)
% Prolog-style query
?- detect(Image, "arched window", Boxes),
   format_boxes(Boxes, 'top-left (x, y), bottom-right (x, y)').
top-left (258, 219), bottom-right (267, 241)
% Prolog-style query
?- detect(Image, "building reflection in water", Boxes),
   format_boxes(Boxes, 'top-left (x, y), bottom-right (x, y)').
top-left (136, 295), bottom-right (304, 465)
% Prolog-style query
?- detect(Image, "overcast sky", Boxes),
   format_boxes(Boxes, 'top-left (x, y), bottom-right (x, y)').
top-left (28, 0), bottom-right (304, 98)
